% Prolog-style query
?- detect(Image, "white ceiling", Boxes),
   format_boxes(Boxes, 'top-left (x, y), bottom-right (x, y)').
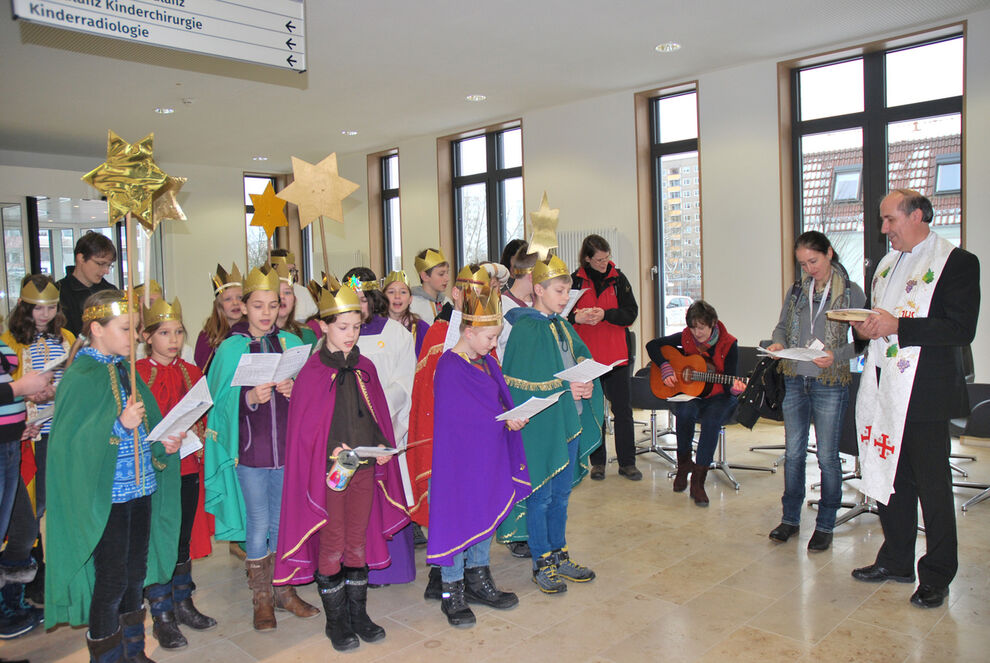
top-left (1, 0), bottom-right (987, 172)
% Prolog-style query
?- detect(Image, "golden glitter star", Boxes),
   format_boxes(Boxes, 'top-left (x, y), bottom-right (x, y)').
top-left (249, 181), bottom-right (288, 238)
top-left (276, 153), bottom-right (359, 228)
top-left (147, 175), bottom-right (188, 232)
top-left (527, 191), bottom-right (559, 260)
top-left (82, 130), bottom-right (168, 225)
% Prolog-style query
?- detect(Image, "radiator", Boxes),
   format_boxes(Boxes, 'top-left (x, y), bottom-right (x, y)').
top-left (556, 228), bottom-right (620, 273)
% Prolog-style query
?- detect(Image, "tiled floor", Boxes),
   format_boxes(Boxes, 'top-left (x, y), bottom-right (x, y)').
top-left (7, 421), bottom-right (990, 662)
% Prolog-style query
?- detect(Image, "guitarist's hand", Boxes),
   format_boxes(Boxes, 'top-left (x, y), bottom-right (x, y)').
top-left (731, 378), bottom-right (747, 394)
top-left (767, 343), bottom-right (784, 352)
top-left (662, 375), bottom-right (677, 388)
top-left (812, 350), bottom-right (834, 368)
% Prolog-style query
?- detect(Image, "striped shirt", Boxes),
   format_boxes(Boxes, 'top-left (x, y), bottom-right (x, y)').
top-left (0, 340), bottom-right (26, 442)
top-left (26, 334), bottom-right (67, 435)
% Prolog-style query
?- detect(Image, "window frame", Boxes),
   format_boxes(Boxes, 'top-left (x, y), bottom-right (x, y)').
top-left (381, 153), bottom-right (401, 272)
top-left (244, 173), bottom-right (279, 269)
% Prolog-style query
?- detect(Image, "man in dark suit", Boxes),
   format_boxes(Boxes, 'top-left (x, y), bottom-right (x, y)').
top-left (851, 189), bottom-right (980, 608)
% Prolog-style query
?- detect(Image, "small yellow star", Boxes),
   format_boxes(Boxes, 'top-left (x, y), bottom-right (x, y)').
top-left (276, 153), bottom-right (359, 228)
top-left (249, 181), bottom-right (288, 238)
top-left (82, 130), bottom-right (168, 225)
top-left (528, 191), bottom-right (559, 260)
top-left (147, 176), bottom-right (188, 232)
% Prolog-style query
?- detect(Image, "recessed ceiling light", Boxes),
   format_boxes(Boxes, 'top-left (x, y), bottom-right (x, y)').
top-left (154, 107), bottom-right (175, 114)
top-left (252, 156), bottom-right (269, 161)
top-left (655, 42), bottom-right (681, 53)
top-left (340, 130), bottom-right (358, 136)
top-left (465, 94), bottom-right (487, 102)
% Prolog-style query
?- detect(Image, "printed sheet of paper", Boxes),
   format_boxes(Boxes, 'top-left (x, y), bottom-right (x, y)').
top-left (665, 393), bottom-right (697, 402)
top-left (351, 446), bottom-right (401, 459)
top-left (759, 347), bottom-right (828, 362)
top-left (561, 289), bottom-right (588, 318)
top-left (26, 411), bottom-right (54, 426)
top-left (230, 345), bottom-right (311, 386)
top-left (39, 352), bottom-right (70, 373)
top-left (554, 358), bottom-right (623, 384)
top-left (179, 431), bottom-right (204, 459)
top-left (147, 377), bottom-right (213, 442)
top-left (495, 391), bottom-right (564, 421)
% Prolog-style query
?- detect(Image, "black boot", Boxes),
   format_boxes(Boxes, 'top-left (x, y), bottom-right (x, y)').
top-left (86, 628), bottom-right (123, 663)
top-left (672, 453), bottom-right (692, 492)
top-left (690, 463), bottom-right (710, 506)
top-left (172, 559), bottom-right (217, 631)
top-left (145, 581), bottom-right (187, 650)
top-left (314, 571), bottom-right (358, 652)
top-left (119, 608), bottom-right (155, 663)
top-left (423, 566), bottom-right (442, 600)
top-left (440, 580), bottom-right (476, 627)
top-left (344, 566), bottom-right (385, 643)
top-left (463, 566), bottom-right (518, 609)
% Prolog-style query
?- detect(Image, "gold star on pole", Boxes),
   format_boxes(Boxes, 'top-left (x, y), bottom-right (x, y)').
top-left (276, 153), bottom-right (359, 228)
top-left (249, 181), bottom-right (288, 238)
top-left (527, 191), bottom-right (559, 260)
top-left (82, 130), bottom-right (168, 225)
top-left (147, 175), bottom-right (188, 232)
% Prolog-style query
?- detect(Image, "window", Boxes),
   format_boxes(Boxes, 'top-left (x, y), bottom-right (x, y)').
top-left (791, 35), bottom-right (963, 289)
top-left (381, 154), bottom-right (402, 272)
top-left (244, 174), bottom-right (276, 269)
top-left (451, 126), bottom-right (523, 266)
top-left (650, 88), bottom-right (702, 334)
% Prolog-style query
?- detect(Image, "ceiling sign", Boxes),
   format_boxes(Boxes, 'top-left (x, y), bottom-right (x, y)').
top-left (11, 0), bottom-right (307, 72)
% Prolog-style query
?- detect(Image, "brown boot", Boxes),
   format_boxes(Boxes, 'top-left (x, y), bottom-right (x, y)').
top-left (246, 554), bottom-right (276, 631)
top-left (689, 463), bottom-right (710, 506)
top-left (672, 454), bottom-right (692, 492)
top-left (274, 584), bottom-right (320, 619)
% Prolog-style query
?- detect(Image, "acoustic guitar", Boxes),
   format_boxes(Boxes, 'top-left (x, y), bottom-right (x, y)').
top-left (649, 345), bottom-right (747, 399)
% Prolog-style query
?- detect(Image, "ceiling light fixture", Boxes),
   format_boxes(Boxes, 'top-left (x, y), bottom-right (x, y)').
top-left (154, 107), bottom-right (175, 114)
top-left (655, 42), bottom-right (681, 53)
top-left (340, 130), bottom-right (359, 136)
top-left (465, 94), bottom-right (487, 102)
top-left (252, 156), bottom-right (269, 161)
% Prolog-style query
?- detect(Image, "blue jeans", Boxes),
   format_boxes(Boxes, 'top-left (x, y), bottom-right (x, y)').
top-left (674, 393), bottom-right (737, 467)
top-left (781, 376), bottom-right (848, 533)
top-left (527, 439), bottom-right (579, 567)
top-left (0, 441), bottom-right (21, 543)
top-left (440, 536), bottom-right (493, 583)
top-left (236, 465), bottom-right (285, 559)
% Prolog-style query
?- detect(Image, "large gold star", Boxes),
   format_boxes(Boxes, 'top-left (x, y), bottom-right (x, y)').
top-left (276, 154), bottom-right (359, 228)
top-left (82, 130), bottom-right (168, 225)
top-left (527, 191), bottom-right (559, 260)
top-left (147, 175), bottom-right (188, 232)
top-left (249, 181), bottom-right (288, 238)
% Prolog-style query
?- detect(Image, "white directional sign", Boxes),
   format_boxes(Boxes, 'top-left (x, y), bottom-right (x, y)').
top-left (12, 0), bottom-right (307, 72)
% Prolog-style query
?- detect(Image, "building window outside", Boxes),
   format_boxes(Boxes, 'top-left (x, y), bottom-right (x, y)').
top-left (244, 174), bottom-right (277, 269)
top-left (452, 126), bottom-right (524, 267)
top-left (650, 88), bottom-right (702, 334)
top-left (792, 34), bottom-right (963, 290)
top-left (382, 154), bottom-right (402, 272)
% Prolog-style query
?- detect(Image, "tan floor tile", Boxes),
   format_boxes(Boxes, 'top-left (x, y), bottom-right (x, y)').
top-left (696, 625), bottom-right (810, 662)
top-left (807, 619), bottom-right (919, 663)
top-left (849, 581), bottom-right (947, 637)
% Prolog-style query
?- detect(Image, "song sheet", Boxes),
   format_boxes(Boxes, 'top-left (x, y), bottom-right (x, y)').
top-left (230, 345), bottom-right (311, 386)
top-left (495, 391), bottom-right (564, 421)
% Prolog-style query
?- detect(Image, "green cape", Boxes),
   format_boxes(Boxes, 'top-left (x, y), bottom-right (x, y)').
top-left (204, 331), bottom-right (303, 541)
top-left (496, 313), bottom-right (603, 543)
top-left (44, 354), bottom-right (180, 627)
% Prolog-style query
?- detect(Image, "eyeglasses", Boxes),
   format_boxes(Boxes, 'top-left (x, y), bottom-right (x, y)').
top-left (589, 254), bottom-right (611, 265)
top-left (88, 258), bottom-right (114, 269)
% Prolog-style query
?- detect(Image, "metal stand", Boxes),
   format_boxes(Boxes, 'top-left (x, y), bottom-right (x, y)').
top-left (955, 482), bottom-right (990, 511)
top-left (632, 409), bottom-right (676, 467)
top-left (808, 457), bottom-right (879, 525)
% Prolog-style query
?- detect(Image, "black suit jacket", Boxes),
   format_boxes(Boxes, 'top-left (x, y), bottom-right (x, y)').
top-left (893, 246), bottom-right (980, 422)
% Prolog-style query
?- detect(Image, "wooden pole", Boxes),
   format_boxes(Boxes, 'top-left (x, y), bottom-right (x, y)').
top-left (318, 216), bottom-right (330, 276)
top-left (125, 212), bottom-right (140, 486)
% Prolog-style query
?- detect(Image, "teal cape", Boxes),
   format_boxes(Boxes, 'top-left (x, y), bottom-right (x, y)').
top-left (44, 354), bottom-right (180, 627)
top-left (496, 309), bottom-right (603, 543)
top-left (204, 331), bottom-right (304, 541)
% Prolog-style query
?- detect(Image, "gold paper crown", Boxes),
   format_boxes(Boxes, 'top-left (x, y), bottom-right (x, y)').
top-left (414, 248), bottom-right (447, 275)
top-left (461, 286), bottom-right (503, 327)
top-left (211, 263), bottom-right (243, 295)
top-left (134, 279), bottom-right (162, 301)
top-left (307, 280), bottom-right (362, 319)
top-left (243, 266), bottom-right (280, 295)
top-left (345, 274), bottom-right (381, 292)
top-left (270, 252), bottom-right (297, 266)
top-left (263, 263), bottom-right (294, 285)
top-left (321, 272), bottom-right (342, 290)
top-left (454, 265), bottom-right (491, 294)
top-left (144, 296), bottom-right (182, 327)
top-left (20, 280), bottom-right (60, 306)
top-left (381, 270), bottom-right (409, 290)
top-left (82, 296), bottom-right (131, 324)
top-left (531, 254), bottom-right (570, 284)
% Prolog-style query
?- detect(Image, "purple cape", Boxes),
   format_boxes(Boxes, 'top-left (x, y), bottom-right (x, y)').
top-left (426, 351), bottom-right (531, 566)
top-left (274, 351), bottom-right (410, 585)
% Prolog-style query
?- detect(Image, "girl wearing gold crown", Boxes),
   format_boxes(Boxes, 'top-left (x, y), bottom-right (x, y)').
top-left (382, 270), bottom-right (430, 357)
top-left (205, 266), bottom-right (319, 632)
top-left (272, 264), bottom-right (318, 348)
top-left (136, 297), bottom-right (217, 649)
top-left (274, 280), bottom-right (408, 652)
top-left (45, 289), bottom-right (183, 662)
top-left (194, 264), bottom-right (244, 373)
top-left (0, 275), bottom-right (74, 610)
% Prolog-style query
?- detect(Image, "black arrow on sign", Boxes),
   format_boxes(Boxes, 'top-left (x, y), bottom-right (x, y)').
top-left (286, 54), bottom-right (297, 67)
top-left (286, 38), bottom-right (296, 50)
top-left (285, 20), bottom-right (296, 32)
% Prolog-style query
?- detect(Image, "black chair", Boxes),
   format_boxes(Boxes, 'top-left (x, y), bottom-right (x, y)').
top-left (946, 380), bottom-right (990, 476)
top-left (953, 396), bottom-right (990, 511)
top-left (629, 366), bottom-right (677, 467)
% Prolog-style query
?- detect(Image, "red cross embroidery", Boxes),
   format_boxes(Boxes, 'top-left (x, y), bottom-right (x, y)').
top-left (873, 434), bottom-right (895, 459)
top-left (860, 425), bottom-right (872, 445)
